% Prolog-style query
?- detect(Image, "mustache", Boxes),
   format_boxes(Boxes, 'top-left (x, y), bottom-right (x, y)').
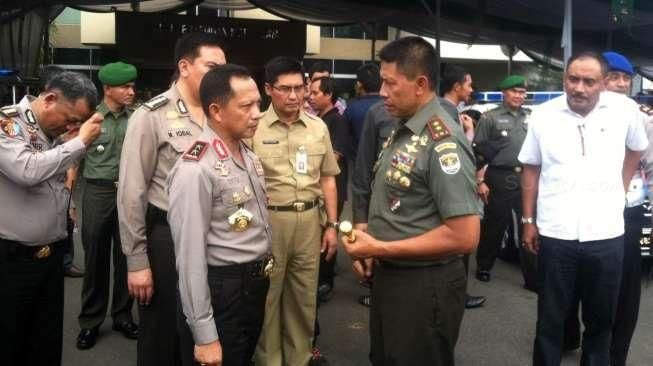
top-left (569, 92), bottom-right (588, 100)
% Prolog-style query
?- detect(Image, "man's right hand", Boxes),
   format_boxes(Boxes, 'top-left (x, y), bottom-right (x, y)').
top-left (352, 258), bottom-right (374, 280)
top-left (478, 182), bottom-right (490, 204)
top-left (195, 340), bottom-right (222, 366)
top-left (78, 112), bottom-right (104, 146)
top-left (128, 268), bottom-right (154, 305)
top-left (522, 223), bottom-right (540, 255)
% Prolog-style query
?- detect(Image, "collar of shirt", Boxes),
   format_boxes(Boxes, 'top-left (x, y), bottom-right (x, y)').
top-left (555, 91), bottom-right (611, 118)
top-left (168, 83), bottom-right (205, 128)
top-left (96, 102), bottom-right (129, 120)
top-left (262, 105), bottom-right (309, 128)
top-left (401, 96), bottom-right (441, 135)
top-left (18, 95), bottom-right (37, 123)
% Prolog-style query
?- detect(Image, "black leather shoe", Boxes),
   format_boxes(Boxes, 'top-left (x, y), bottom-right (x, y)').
top-left (465, 294), bottom-right (486, 309)
top-left (317, 284), bottom-right (333, 303)
top-left (64, 265), bottom-right (84, 278)
top-left (475, 270), bottom-right (491, 282)
top-left (112, 320), bottom-right (139, 339)
top-left (76, 328), bottom-right (98, 350)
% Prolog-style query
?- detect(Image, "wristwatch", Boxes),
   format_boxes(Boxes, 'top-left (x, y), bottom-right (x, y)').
top-left (521, 217), bottom-right (535, 224)
top-left (326, 221), bottom-right (339, 229)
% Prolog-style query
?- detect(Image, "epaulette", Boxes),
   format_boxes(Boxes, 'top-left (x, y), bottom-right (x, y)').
top-left (640, 104), bottom-right (653, 116)
top-left (0, 106), bottom-right (19, 117)
top-left (143, 95), bottom-right (169, 111)
top-left (182, 141), bottom-right (208, 161)
top-left (426, 116), bottom-right (451, 141)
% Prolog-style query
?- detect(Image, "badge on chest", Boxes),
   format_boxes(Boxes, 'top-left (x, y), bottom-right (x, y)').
top-left (228, 207), bottom-right (253, 232)
top-left (296, 145), bottom-right (308, 174)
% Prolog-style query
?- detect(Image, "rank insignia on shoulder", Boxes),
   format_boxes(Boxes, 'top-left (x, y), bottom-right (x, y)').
top-left (0, 106), bottom-right (19, 117)
top-left (0, 119), bottom-right (20, 138)
top-left (143, 95), bottom-right (169, 111)
top-left (640, 104), bottom-right (653, 116)
top-left (427, 116), bottom-right (451, 141)
top-left (182, 141), bottom-right (208, 161)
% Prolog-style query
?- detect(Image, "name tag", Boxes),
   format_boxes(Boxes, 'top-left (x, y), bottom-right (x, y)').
top-left (296, 146), bottom-right (307, 174)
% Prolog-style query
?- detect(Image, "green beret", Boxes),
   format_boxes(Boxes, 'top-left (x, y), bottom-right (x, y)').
top-left (498, 75), bottom-right (527, 90)
top-left (98, 62), bottom-right (137, 86)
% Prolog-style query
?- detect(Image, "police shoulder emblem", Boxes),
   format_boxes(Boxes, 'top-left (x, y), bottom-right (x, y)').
top-left (640, 104), bottom-right (653, 116)
top-left (182, 141), bottom-right (208, 161)
top-left (426, 116), bottom-right (451, 141)
top-left (143, 95), bottom-right (169, 111)
top-left (0, 119), bottom-right (20, 138)
top-left (0, 106), bottom-right (19, 117)
top-left (439, 152), bottom-right (461, 175)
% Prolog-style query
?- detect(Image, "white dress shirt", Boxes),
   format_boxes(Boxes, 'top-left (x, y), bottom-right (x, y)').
top-left (518, 91), bottom-right (648, 242)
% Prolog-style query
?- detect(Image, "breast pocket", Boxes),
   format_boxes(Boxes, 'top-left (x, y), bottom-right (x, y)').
top-left (306, 144), bottom-right (326, 177)
top-left (168, 137), bottom-right (194, 155)
top-left (219, 187), bottom-right (254, 217)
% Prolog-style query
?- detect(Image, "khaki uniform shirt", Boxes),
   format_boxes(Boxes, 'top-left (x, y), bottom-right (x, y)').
top-left (118, 85), bottom-right (204, 271)
top-left (251, 107), bottom-right (340, 205)
top-left (367, 98), bottom-right (481, 256)
top-left (473, 104), bottom-right (531, 167)
top-left (83, 102), bottom-right (131, 180)
top-left (0, 96), bottom-right (86, 245)
top-left (168, 127), bottom-right (271, 345)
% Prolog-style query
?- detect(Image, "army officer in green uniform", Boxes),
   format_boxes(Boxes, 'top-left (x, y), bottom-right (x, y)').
top-left (340, 36), bottom-right (481, 366)
top-left (472, 75), bottom-right (536, 289)
top-left (76, 62), bottom-right (139, 350)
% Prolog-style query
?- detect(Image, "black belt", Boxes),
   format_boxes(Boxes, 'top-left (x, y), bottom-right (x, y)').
top-left (146, 204), bottom-right (169, 226)
top-left (378, 256), bottom-right (461, 269)
top-left (489, 165), bottom-right (523, 173)
top-left (86, 178), bottom-right (118, 187)
top-left (268, 198), bottom-right (320, 212)
top-left (1, 238), bottom-right (63, 260)
top-left (208, 254), bottom-right (274, 279)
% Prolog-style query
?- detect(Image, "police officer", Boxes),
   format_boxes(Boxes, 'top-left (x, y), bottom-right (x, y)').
top-left (0, 71), bottom-right (102, 366)
top-left (341, 36), bottom-right (481, 365)
top-left (473, 75), bottom-right (536, 289)
top-left (76, 62), bottom-right (138, 349)
top-left (118, 33), bottom-right (226, 366)
top-left (168, 64), bottom-right (272, 366)
top-left (253, 57), bottom-right (340, 366)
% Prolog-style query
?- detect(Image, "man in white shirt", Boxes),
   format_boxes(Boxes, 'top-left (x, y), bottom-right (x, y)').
top-left (518, 52), bottom-right (648, 366)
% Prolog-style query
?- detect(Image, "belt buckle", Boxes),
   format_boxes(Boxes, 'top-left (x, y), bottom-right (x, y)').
top-left (34, 244), bottom-right (51, 259)
top-left (293, 202), bottom-right (305, 212)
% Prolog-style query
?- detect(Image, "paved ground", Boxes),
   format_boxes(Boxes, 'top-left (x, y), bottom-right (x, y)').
top-left (62, 188), bottom-right (653, 365)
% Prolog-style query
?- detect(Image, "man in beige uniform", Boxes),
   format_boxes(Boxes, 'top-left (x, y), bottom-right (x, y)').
top-left (168, 64), bottom-right (272, 366)
top-left (253, 57), bottom-right (340, 366)
top-left (117, 32), bottom-right (226, 366)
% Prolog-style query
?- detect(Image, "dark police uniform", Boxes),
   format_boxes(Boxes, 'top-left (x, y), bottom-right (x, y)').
top-left (168, 127), bottom-right (272, 365)
top-left (473, 103), bottom-right (536, 288)
top-left (367, 97), bottom-right (481, 365)
top-left (118, 85), bottom-right (204, 366)
top-left (0, 98), bottom-right (87, 365)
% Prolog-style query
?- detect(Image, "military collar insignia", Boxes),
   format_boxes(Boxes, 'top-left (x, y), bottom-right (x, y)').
top-left (0, 106), bottom-right (19, 117)
top-left (143, 95), bottom-right (169, 111)
top-left (25, 109), bottom-right (37, 124)
top-left (0, 119), bottom-right (20, 138)
top-left (426, 116), bottom-right (451, 141)
top-left (213, 139), bottom-right (230, 160)
top-left (182, 141), bottom-right (208, 161)
top-left (177, 99), bottom-right (189, 115)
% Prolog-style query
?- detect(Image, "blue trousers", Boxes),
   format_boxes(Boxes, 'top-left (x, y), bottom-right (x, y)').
top-left (533, 235), bottom-right (623, 366)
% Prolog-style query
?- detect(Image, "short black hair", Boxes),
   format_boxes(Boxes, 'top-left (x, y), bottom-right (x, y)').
top-left (265, 56), bottom-right (304, 85)
top-left (566, 51), bottom-right (608, 76)
top-left (378, 36), bottom-right (438, 91)
top-left (172, 32), bottom-right (223, 81)
top-left (308, 61), bottom-right (331, 80)
top-left (440, 65), bottom-right (469, 96)
top-left (356, 63), bottom-right (381, 93)
top-left (199, 64), bottom-right (252, 116)
top-left (461, 109), bottom-right (481, 123)
top-left (43, 71), bottom-right (98, 110)
top-left (313, 77), bottom-right (338, 104)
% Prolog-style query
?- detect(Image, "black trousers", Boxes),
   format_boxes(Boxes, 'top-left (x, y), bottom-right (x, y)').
top-left (318, 199), bottom-right (344, 289)
top-left (370, 259), bottom-right (466, 366)
top-left (534, 235), bottom-right (624, 366)
top-left (0, 239), bottom-right (65, 366)
top-left (138, 204), bottom-right (182, 366)
top-left (563, 206), bottom-right (643, 366)
top-left (179, 265), bottom-right (269, 366)
top-left (79, 182), bottom-right (133, 329)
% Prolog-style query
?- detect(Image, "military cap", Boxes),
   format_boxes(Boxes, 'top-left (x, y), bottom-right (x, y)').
top-left (498, 75), bottom-right (527, 90)
top-left (602, 51), bottom-right (634, 76)
top-left (98, 62), bottom-right (137, 86)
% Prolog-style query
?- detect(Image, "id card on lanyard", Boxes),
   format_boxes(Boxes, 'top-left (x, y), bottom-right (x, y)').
top-left (296, 145), bottom-right (308, 174)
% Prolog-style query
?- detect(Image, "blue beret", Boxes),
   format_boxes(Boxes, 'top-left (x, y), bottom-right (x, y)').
top-left (602, 51), bottom-right (634, 76)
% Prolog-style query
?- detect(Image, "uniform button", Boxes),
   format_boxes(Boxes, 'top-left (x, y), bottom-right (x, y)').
top-left (96, 144), bottom-right (105, 153)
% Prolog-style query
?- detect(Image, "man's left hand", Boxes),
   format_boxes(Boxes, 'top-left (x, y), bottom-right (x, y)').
top-left (340, 229), bottom-right (382, 259)
top-left (321, 227), bottom-right (338, 261)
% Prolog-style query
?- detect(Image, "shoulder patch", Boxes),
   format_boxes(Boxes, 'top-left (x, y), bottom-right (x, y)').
top-left (0, 119), bottom-right (21, 138)
top-left (0, 106), bottom-right (19, 117)
top-left (182, 141), bottom-right (208, 161)
top-left (426, 116), bottom-right (451, 141)
top-left (640, 104), bottom-right (653, 116)
top-left (143, 95), bottom-right (169, 111)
